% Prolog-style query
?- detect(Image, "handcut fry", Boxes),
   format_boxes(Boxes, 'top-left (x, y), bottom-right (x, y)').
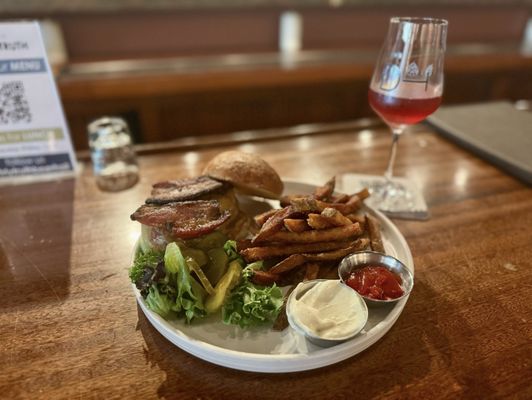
top-left (303, 263), bottom-right (320, 281)
top-left (321, 207), bottom-right (353, 226)
top-left (280, 194), bottom-right (306, 208)
top-left (283, 218), bottom-right (309, 233)
top-left (315, 199), bottom-right (358, 215)
top-left (303, 238), bottom-right (369, 261)
top-left (250, 270), bottom-right (280, 286)
top-left (259, 223), bottom-right (362, 244)
top-left (346, 213), bottom-right (366, 225)
top-left (252, 206), bottom-right (300, 243)
top-left (318, 263), bottom-right (341, 280)
top-left (289, 197), bottom-right (321, 213)
top-left (307, 208), bottom-right (352, 230)
top-left (254, 209), bottom-right (277, 227)
top-left (307, 213), bottom-right (335, 230)
top-left (366, 214), bottom-right (385, 253)
top-left (268, 254), bottom-right (307, 274)
top-left (268, 238), bottom-right (369, 275)
top-left (331, 193), bottom-right (349, 203)
top-left (314, 188), bottom-right (370, 215)
top-left (236, 239), bottom-right (253, 251)
top-left (354, 187), bottom-right (371, 201)
top-left (242, 179), bottom-right (378, 294)
top-left (314, 176), bottom-right (335, 200)
top-left (277, 265), bottom-right (307, 287)
top-left (240, 241), bottom-right (354, 262)
top-left (272, 285), bottom-right (296, 331)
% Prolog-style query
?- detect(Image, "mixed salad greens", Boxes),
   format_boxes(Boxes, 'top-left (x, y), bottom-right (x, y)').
top-left (129, 234), bottom-right (283, 327)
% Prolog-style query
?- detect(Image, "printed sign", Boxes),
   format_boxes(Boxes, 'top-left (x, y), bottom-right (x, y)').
top-left (0, 21), bottom-right (76, 182)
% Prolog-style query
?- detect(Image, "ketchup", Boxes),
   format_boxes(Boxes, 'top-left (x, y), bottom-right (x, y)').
top-left (346, 265), bottom-right (404, 300)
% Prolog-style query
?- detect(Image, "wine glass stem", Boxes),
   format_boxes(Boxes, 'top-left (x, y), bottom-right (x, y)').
top-left (384, 128), bottom-right (403, 182)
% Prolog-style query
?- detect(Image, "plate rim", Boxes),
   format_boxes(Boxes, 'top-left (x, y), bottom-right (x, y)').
top-left (134, 179), bottom-right (414, 373)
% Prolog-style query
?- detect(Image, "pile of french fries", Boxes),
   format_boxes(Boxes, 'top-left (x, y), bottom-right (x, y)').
top-left (237, 177), bottom-right (385, 288)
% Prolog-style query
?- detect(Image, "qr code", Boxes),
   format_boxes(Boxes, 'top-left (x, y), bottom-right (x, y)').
top-left (0, 81), bottom-right (32, 124)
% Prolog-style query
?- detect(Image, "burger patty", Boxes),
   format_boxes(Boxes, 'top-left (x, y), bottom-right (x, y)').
top-left (146, 176), bottom-right (229, 205)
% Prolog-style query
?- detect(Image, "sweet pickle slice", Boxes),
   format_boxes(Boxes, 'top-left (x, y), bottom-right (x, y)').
top-left (186, 257), bottom-right (216, 296)
top-left (205, 260), bottom-right (242, 314)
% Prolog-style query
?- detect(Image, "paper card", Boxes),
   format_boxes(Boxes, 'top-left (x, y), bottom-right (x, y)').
top-left (0, 21), bottom-right (77, 184)
top-left (340, 173), bottom-right (430, 220)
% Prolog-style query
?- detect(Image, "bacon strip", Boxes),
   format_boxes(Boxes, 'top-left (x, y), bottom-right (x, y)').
top-left (146, 176), bottom-right (228, 205)
top-left (130, 200), bottom-right (230, 239)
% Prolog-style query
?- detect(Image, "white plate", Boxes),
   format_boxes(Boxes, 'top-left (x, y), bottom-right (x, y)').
top-left (134, 180), bottom-right (414, 373)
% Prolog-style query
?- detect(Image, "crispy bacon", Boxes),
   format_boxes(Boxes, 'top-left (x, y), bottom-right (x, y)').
top-left (146, 176), bottom-right (228, 205)
top-left (130, 200), bottom-right (230, 239)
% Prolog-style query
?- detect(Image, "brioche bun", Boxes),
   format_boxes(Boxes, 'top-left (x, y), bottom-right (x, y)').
top-left (203, 151), bottom-right (283, 199)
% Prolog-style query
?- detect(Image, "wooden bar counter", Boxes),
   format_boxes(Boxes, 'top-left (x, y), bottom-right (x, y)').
top-left (0, 119), bottom-right (530, 399)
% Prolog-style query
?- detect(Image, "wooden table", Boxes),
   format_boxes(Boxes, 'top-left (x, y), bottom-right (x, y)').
top-left (1, 120), bottom-right (530, 399)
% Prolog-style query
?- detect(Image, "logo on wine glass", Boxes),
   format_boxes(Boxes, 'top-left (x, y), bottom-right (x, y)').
top-left (406, 62), bottom-right (420, 77)
top-left (403, 62), bottom-right (433, 90)
top-left (379, 64), bottom-right (401, 91)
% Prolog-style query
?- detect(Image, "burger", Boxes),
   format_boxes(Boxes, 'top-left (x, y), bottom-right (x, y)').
top-left (131, 151), bottom-right (283, 254)
top-left (130, 152), bottom-right (284, 321)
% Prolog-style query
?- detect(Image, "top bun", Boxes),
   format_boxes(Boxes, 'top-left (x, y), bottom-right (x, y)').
top-left (203, 151), bottom-right (284, 199)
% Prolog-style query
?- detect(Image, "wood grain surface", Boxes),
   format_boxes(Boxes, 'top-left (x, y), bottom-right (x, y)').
top-left (0, 121), bottom-right (531, 399)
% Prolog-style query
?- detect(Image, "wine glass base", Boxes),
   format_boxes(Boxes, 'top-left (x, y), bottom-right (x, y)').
top-left (340, 174), bottom-right (429, 220)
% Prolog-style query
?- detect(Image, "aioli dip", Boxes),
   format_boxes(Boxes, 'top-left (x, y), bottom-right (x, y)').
top-left (289, 280), bottom-right (367, 341)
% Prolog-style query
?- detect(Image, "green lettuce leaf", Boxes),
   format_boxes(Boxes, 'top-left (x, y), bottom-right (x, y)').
top-left (129, 249), bottom-right (163, 284)
top-left (145, 285), bottom-right (179, 318)
top-left (222, 262), bottom-right (283, 328)
top-left (165, 242), bottom-right (206, 322)
top-left (223, 240), bottom-right (245, 267)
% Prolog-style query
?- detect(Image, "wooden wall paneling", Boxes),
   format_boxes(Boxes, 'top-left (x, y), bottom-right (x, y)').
top-left (54, 9), bottom-right (281, 61)
top-left (442, 67), bottom-right (532, 105)
top-left (155, 79), bottom-right (372, 142)
top-left (300, 5), bottom-right (529, 50)
top-left (137, 100), bottom-right (163, 144)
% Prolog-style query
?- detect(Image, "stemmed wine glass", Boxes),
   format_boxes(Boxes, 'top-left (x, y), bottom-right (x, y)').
top-left (366, 17), bottom-right (448, 218)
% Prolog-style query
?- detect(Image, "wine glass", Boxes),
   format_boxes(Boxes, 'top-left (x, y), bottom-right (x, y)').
top-left (366, 17), bottom-right (448, 218)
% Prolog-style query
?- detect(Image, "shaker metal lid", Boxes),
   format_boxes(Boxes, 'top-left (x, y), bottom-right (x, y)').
top-left (87, 116), bottom-right (128, 135)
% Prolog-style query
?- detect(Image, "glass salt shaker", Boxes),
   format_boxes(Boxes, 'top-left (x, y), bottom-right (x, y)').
top-left (87, 117), bottom-right (139, 191)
